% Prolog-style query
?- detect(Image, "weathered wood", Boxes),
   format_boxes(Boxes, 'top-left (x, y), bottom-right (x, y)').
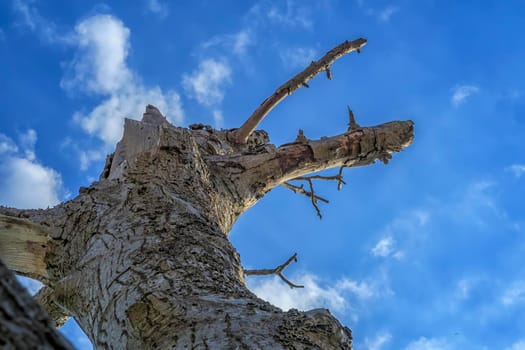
top-left (0, 213), bottom-right (50, 281)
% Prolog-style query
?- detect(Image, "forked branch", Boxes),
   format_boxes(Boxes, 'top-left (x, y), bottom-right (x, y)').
top-left (233, 38), bottom-right (367, 143)
top-left (244, 253), bottom-right (304, 289)
top-left (283, 173), bottom-right (346, 219)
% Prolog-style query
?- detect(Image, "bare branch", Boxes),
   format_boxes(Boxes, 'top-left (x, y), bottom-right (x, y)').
top-left (233, 38), bottom-right (367, 143)
top-left (282, 173), bottom-right (346, 218)
top-left (244, 253), bottom-right (304, 289)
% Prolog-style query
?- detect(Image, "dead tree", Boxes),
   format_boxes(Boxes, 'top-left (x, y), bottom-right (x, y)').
top-left (0, 39), bottom-right (413, 349)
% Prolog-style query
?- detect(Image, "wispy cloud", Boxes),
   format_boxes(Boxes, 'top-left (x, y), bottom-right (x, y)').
top-left (506, 164), bottom-right (525, 178)
top-left (404, 336), bottom-right (453, 350)
top-left (451, 85), bottom-right (479, 106)
top-left (249, 0), bottom-right (314, 29)
top-left (202, 30), bottom-right (253, 57)
top-left (371, 236), bottom-right (405, 260)
top-left (182, 58), bottom-right (232, 106)
top-left (12, 0), bottom-right (70, 44)
top-left (371, 235), bottom-right (396, 257)
top-left (280, 47), bottom-right (317, 70)
top-left (0, 131), bottom-right (66, 209)
top-left (502, 281), bottom-right (525, 306)
top-left (212, 110), bottom-right (224, 129)
top-left (145, 0), bottom-right (169, 18)
top-left (60, 14), bottom-right (183, 164)
top-left (371, 209), bottom-right (429, 259)
top-left (363, 332), bottom-right (392, 350)
top-left (357, 3), bottom-right (400, 23)
top-left (378, 6), bottom-right (399, 22)
top-left (506, 340), bottom-right (525, 350)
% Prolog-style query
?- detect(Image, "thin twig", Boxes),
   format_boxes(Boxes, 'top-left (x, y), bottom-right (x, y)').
top-left (233, 38), bottom-right (367, 143)
top-left (337, 166), bottom-right (345, 190)
top-left (281, 182), bottom-right (329, 203)
top-left (244, 253), bottom-right (304, 289)
top-left (282, 172), bottom-right (347, 218)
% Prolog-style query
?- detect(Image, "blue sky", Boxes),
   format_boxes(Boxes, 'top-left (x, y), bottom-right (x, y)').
top-left (1, 0), bottom-right (525, 349)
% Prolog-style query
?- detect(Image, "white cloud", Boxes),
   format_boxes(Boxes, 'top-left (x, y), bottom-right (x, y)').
top-left (506, 340), bottom-right (525, 350)
top-left (502, 281), bottom-right (525, 306)
top-left (146, 0), bottom-right (168, 18)
top-left (247, 271), bottom-right (385, 322)
top-left (182, 58), bottom-right (232, 106)
top-left (0, 157), bottom-right (63, 209)
top-left (0, 132), bottom-right (65, 209)
top-left (61, 14), bottom-right (184, 154)
top-left (404, 337), bottom-right (453, 350)
top-left (451, 85), bottom-right (479, 106)
top-left (248, 274), bottom-right (348, 313)
top-left (280, 47), bottom-right (318, 70)
top-left (378, 6), bottom-right (399, 22)
top-left (364, 332), bottom-right (392, 350)
top-left (506, 164), bottom-right (525, 178)
top-left (371, 235), bottom-right (396, 257)
top-left (62, 15), bottom-right (132, 95)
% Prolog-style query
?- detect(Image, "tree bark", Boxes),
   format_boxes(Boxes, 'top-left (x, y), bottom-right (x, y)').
top-left (0, 107), bottom-right (412, 349)
top-left (0, 258), bottom-right (73, 349)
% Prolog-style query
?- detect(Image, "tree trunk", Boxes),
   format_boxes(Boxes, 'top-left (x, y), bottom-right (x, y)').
top-left (0, 108), bottom-right (412, 349)
top-left (0, 40), bottom-right (414, 349)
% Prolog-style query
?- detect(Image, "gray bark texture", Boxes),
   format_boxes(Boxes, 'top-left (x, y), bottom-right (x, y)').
top-left (0, 40), bottom-right (414, 349)
top-left (0, 258), bottom-right (73, 349)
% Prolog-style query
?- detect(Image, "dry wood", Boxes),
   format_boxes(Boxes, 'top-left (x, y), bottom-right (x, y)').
top-left (0, 213), bottom-right (50, 282)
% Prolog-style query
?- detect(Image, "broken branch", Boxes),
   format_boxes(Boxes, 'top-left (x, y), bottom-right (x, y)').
top-left (233, 38), bottom-right (367, 143)
top-left (244, 253), bottom-right (304, 289)
top-left (0, 213), bottom-right (50, 282)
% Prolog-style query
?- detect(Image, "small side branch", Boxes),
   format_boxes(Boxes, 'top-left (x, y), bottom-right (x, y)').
top-left (282, 173), bottom-right (346, 219)
top-left (244, 253), bottom-right (304, 289)
top-left (233, 38), bottom-right (367, 143)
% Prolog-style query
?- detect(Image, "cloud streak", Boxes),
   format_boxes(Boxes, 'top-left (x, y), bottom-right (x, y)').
top-left (451, 85), bottom-right (479, 106)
